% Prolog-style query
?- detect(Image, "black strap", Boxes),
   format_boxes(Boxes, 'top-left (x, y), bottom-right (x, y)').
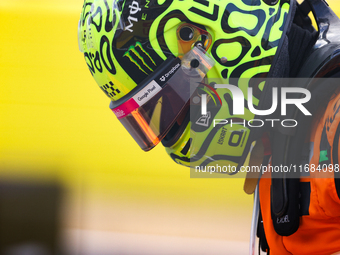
top-left (299, 0), bottom-right (312, 17)
top-left (270, 79), bottom-right (340, 236)
top-left (288, 22), bottom-right (318, 77)
top-left (293, 0), bottom-right (315, 33)
top-left (270, 0), bottom-right (340, 236)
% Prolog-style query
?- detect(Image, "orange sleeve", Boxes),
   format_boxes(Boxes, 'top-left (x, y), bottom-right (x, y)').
top-left (259, 92), bottom-right (340, 255)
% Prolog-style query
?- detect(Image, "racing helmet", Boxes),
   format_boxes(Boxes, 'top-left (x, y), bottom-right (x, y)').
top-left (78, 0), bottom-right (293, 170)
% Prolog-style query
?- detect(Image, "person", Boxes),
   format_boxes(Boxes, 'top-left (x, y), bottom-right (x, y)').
top-left (78, 0), bottom-right (340, 253)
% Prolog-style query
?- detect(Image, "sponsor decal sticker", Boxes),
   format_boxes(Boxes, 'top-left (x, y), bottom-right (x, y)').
top-left (112, 80), bottom-right (162, 118)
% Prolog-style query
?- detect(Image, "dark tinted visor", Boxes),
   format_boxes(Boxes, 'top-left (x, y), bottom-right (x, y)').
top-left (110, 47), bottom-right (214, 151)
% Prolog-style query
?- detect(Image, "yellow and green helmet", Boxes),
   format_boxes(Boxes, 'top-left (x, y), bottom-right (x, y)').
top-left (78, 0), bottom-right (293, 170)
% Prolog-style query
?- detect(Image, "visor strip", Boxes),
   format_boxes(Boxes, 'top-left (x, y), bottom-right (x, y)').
top-left (112, 80), bottom-right (162, 119)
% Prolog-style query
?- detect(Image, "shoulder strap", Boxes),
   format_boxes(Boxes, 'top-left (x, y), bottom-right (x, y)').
top-left (298, 0), bottom-right (340, 77)
top-left (270, 0), bottom-right (340, 236)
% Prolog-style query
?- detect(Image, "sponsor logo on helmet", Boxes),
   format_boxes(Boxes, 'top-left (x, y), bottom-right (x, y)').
top-left (141, 0), bottom-right (150, 20)
top-left (195, 111), bottom-right (211, 127)
top-left (113, 108), bottom-right (125, 118)
top-left (125, 1), bottom-right (141, 32)
top-left (136, 84), bottom-right (158, 102)
top-left (132, 80), bottom-right (162, 106)
top-left (159, 63), bottom-right (181, 82)
top-left (217, 126), bottom-right (228, 145)
top-left (123, 42), bottom-right (156, 75)
top-left (112, 80), bottom-right (162, 119)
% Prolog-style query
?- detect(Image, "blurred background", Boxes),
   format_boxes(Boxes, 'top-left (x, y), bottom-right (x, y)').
top-left (0, 0), bottom-right (339, 254)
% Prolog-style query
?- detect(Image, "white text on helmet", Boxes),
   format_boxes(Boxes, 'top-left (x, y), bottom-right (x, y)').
top-left (125, 1), bottom-right (141, 32)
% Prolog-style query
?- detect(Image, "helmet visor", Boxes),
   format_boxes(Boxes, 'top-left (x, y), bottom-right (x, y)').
top-left (110, 47), bottom-right (214, 151)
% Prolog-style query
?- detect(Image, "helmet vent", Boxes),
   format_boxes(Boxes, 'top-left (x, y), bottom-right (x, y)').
top-left (179, 26), bottom-right (194, 41)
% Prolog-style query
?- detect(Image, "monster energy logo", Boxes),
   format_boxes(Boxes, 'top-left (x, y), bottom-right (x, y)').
top-left (123, 42), bottom-right (156, 75)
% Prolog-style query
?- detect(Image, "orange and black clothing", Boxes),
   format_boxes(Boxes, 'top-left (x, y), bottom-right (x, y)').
top-left (259, 91), bottom-right (340, 254)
